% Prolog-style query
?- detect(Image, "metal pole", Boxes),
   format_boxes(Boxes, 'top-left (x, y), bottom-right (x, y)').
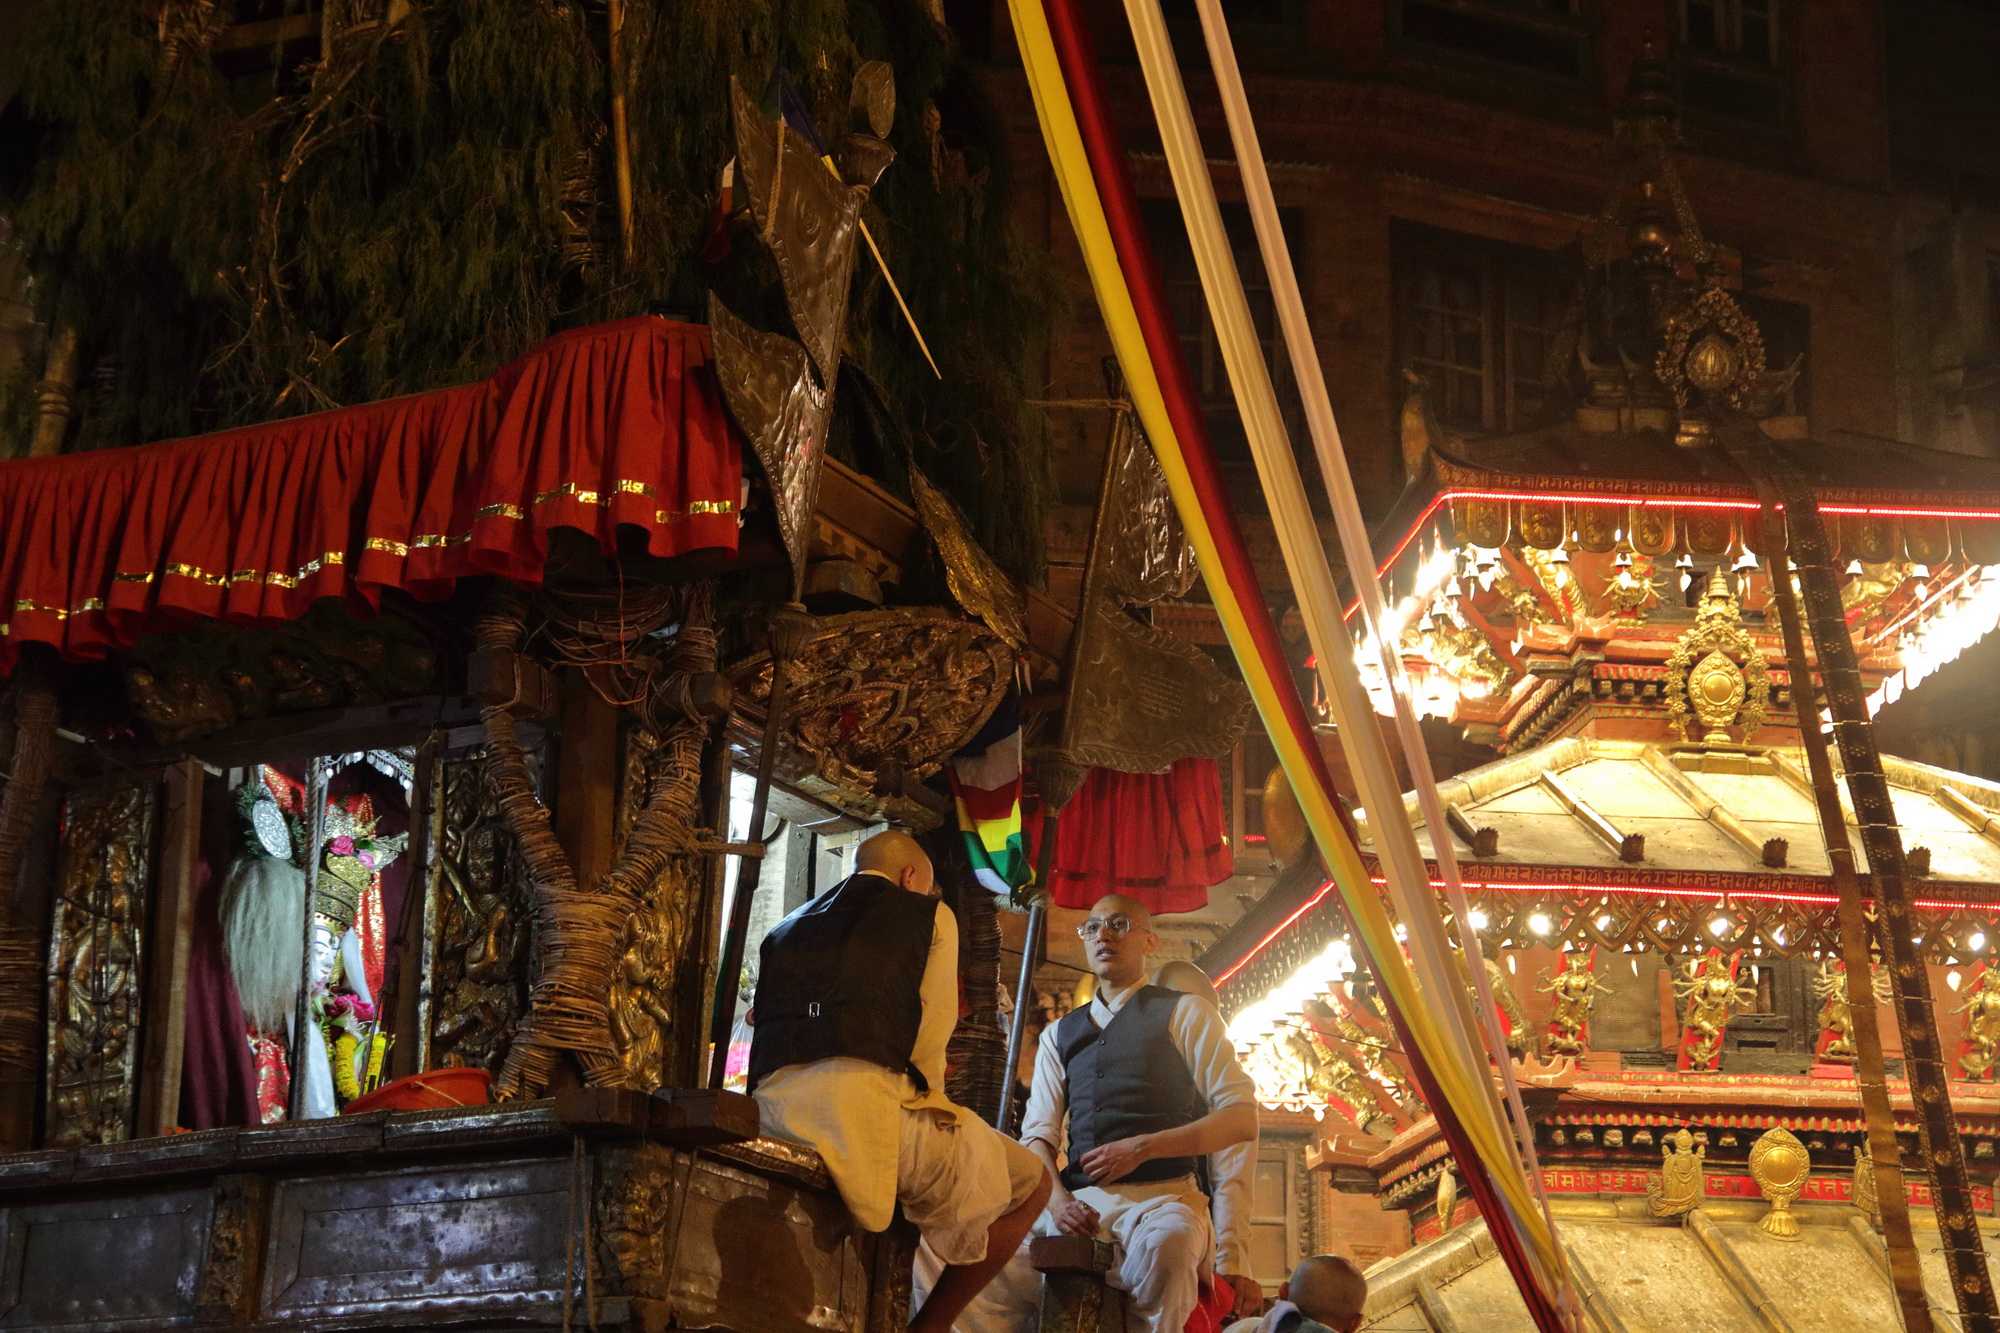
top-left (707, 607), bottom-right (813, 1089)
top-left (286, 758), bottom-right (329, 1121)
top-left (995, 806), bottom-right (1060, 1131)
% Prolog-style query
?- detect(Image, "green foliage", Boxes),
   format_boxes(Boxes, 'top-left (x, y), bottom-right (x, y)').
top-left (3, 0), bottom-right (1056, 581)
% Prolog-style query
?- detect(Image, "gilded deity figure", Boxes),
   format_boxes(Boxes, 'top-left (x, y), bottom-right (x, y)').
top-left (1674, 953), bottom-right (1756, 1072)
top-left (1537, 952), bottom-right (1611, 1057)
top-left (1647, 1127), bottom-right (1705, 1217)
top-left (1956, 967), bottom-right (2000, 1079)
top-left (1811, 959), bottom-right (1891, 1065)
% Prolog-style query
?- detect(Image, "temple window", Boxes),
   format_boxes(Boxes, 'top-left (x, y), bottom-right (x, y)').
top-left (1144, 199), bottom-right (1308, 501)
top-left (1393, 223), bottom-right (1567, 436)
top-left (1682, 0), bottom-right (1774, 63)
top-left (1677, 0), bottom-right (1788, 127)
top-left (1245, 1137), bottom-right (1313, 1293)
top-left (1391, 0), bottom-right (1591, 83)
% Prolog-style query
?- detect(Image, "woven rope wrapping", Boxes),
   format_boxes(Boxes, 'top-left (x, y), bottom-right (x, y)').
top-left (0, 673), bottom-right (55, 1068)
top-left (0, 675), bottom-right (56, 918)
top-left (481, 582), bottom-right (722, 1100)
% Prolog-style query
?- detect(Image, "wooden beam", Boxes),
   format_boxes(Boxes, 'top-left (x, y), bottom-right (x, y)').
top-left (1685, 1209), bottom-right (1795, 1333)
top-left (554, 669), bottom-right (620, 888)
top-left (1414, 1277), bottom-right (1463, 1333)
top-left (1642, 749), bottom-right (1786, 868)
top-left (135, 759), bottom-right (204, 1138)
top-left (384, 741), bottom-right (437, 1083)
top-left (1540, 770), bottom-right (1644, 862)
top-left (1937, 785), bottom-right (2000, 847)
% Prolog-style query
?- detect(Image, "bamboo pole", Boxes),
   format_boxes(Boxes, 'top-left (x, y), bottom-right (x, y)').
top-left (1723, 423), bottom-right (1992, 1332)
top-left (1764, 520), bottom-right (1931, 1333)
top-left (706, 605), bottom-right (814, 1090)
top-left (606, 0), bottom-right (635, 266)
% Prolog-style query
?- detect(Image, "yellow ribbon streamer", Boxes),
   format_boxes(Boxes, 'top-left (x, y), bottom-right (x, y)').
top-left (1004, 0), bottom-right (1565, 1290)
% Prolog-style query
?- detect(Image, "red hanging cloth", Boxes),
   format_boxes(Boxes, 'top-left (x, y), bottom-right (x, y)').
top-left (0, 316), bottom-right (743, 670)
top-left (1025, 758), bottom-right (1234, 915)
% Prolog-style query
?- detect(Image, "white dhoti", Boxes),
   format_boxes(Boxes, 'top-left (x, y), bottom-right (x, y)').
top-left (924, 1174), bottom-right (1213, 1333)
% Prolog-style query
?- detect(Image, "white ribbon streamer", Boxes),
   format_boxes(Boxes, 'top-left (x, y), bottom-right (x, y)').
top-left (1180, 3), bottom-right (1575, 1314)
top-left (1118, 0), bottom-right (1573, 1314)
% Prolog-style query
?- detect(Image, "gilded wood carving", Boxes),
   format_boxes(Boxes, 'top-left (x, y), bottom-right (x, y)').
top-left (607, 715), bottom-right (708, 1092)
top-left (45, 781), bottom-right (157, 1147)
top-left (730, 608), bottom-right (1014, 826)
top-left (1665, 570), bottom-right (1769, 744)
top-left (427, 751), bottom-right (535, 1073)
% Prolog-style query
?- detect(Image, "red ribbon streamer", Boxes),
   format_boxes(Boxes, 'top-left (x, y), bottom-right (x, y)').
top-left (1035, 2), bottom-right (1565, 1324)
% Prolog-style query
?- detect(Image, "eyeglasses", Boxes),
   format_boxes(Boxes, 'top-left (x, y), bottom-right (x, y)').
top-left (1077, 915), bottom-right (1136, 941)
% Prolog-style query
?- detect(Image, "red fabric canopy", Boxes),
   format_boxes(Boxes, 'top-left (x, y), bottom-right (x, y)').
top-left (1025, 758), bottom-right (1234, 915)
top-left (0, 316), bottom-right (743, 670)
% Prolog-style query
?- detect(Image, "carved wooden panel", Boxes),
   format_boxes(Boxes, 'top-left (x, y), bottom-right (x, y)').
top-left (426, 750), bottom-right (534, 1072)
top-left (43, 782), bottom-right (157, 1149)
top-left (607, 724), bottom-right (704, 1091)
top-left (0, 1188), bottom-right (210, 1327)
top-left (261, 1159), bottom-right (571, 1322)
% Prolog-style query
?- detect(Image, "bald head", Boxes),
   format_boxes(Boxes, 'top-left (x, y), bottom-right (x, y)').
top-left (1089, 893), bottom-right (1152, 929)
top-left (855, 830), bottom-right (935, 898)
top-left (1153, 959), bottom-right (1219, 1009)
top-left (1285, 1255), bottom-right (1368, 1331)
top-left (1081, 893), bottom-right (1158, 988)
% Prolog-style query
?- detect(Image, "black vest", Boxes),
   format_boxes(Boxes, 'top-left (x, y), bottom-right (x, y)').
top-left (1054, 984), bottom-right (1205, 1191)
top-left (747, 873), bottom-right (939, 1094)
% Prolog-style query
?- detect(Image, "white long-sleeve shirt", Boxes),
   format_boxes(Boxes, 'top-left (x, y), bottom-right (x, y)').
top-left (754, 874), bottom-right (972, 1231)
top-left (1021, 978), bottom-right (1258, 1274)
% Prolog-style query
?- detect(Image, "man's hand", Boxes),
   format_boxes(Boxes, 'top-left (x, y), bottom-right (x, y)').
top-left (1220, 1273), bottom-right (1263, 1318)
top-left (1051, 1198), bottom-right (1101, 1236)
top-left (1076, 1133), bottom-right (1154, 1185)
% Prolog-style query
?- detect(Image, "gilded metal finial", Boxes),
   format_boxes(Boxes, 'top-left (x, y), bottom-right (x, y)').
top-left (1665, 569), bottom-right (1770, 744)
top-left (1750, 1127), bottom-right (1811, 1240)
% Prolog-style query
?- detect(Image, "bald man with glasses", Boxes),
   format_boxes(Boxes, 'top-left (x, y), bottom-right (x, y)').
top-left (953, 893), bottom-right (1258, 1333)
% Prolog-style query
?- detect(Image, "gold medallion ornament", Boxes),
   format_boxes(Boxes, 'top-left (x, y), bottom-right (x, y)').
top-left (1518, 501), bottom-right (1564, 550)
top-left (1749, 1127), bottom-right (1811, 1239)
top-left (1665, 570), bottom-right (1770, 744)
top-left (1630, 505), bottom-right (1675, 557)
top-left (1657, 284), bottom-right (1767, 445)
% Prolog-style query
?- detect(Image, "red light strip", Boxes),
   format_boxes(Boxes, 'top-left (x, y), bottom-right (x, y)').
top-left (1218, 874), bottom-right (2000, 989)
top-left (1213, 878), bottom-right (1338, 986)
top-left (1355, 490), bottom-right (2000, 621)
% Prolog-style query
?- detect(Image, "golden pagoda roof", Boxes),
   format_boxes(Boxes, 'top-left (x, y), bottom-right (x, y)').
top-left (1361, 737), bottom-right (2000, 888)
top-left (1360, 1210), bottom-right (1952, 1332)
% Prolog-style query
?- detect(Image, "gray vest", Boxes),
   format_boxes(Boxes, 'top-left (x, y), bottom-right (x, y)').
top-left (1054, 985), bottom-right (1205, 1191)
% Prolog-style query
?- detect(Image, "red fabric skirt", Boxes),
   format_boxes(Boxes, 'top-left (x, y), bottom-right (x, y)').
top-left (0, 316), bottom-right (742, 669)
top-left (1027, 758), bottom-right (1234, 915)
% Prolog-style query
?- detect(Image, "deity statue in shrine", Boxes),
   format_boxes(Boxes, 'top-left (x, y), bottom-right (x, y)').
top-left (1537, 951), bottom-right (1611, 1057)
top-left (1673, 951), bottom-right (1756, 1072)
top-left (220, 770), bottom-right (312, 1123)
top-left (218, 765), bottom-right (405, 1121)
top-left (1647, 1126), bottom-right (1704, 1218)
top-left (1811, 958), bottom-right (1890, 1065)
top-left (1955, 966), bottom-right (2000, 1080)
top-left (311, 792), bottom-right (406, 1106)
